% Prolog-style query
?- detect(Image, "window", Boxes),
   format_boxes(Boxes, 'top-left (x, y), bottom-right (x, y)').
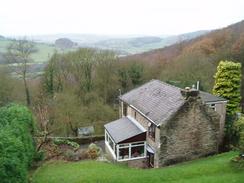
top-left (117, 141), bottom-right (146, 161)
top-left (108, 137), bottom-right (114, 151)
top-left (105, 131), bottom-right (115, 152)
top-left (148, 123), bottom-right (156, 140)
top-left (209, 103), bottom-right (216, 111)
top-left (105, 132), bottom-right (108, 142)
top-left (134, 111), bottom-right (137, 119)
top-left (131, 146), bottom-right (144, 158)
top-left (118, 147), bottom-right (129, 160)
top-left (105, 130), bottom-right (146, 161)
top-left (123, 103), bottom-right (127, 116)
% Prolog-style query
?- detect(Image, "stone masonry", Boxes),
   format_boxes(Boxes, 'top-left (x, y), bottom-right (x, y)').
top-left (159, 96), bottom-right (220, 166)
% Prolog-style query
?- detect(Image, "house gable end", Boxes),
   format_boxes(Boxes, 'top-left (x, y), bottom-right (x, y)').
top-left (159, 97), bottom-right (220, 166)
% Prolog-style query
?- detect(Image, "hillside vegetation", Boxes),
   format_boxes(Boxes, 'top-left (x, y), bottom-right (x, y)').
top-left (122, 20), bottom-right (244, 94)
top-left (32, 151), bottom-right (243, 183)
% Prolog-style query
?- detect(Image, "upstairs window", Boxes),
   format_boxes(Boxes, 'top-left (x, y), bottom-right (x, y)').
top-left (123, 103), bottom-right (127, 116)
top-left (134, 111), bottom-right (137, 119)
top-left (209, 103), bottom-right (216, 111)
top-left (148, 123), bottom-right (156, 140)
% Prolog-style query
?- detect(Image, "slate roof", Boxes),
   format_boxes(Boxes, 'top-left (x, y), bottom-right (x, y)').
top-left (104, 117), bottom-right (146, 143)
top-left (119, 80), bottom-right (227, 126)
top-left (120, 80), bottom-right (185, 126)
top-left (199, 91), bottom-right (226, 103)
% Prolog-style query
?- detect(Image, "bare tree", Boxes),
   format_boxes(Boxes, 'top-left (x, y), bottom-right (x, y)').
top-left (6, 39), bottom-right (37, 106)
top-left (33, 93), bottom-right (57, 151)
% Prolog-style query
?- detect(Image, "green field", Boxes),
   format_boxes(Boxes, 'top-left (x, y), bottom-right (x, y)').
top-left (0, 40), bottom-right (55, 63)
top-left (32, 151), bottom-right (244, 183)
top-left (0, 39), bottom-right (75, 63)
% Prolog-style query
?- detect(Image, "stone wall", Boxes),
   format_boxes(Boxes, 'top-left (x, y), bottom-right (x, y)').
top-left (127, 158), bottom-right (148, 168)
top-left (215, 102), bottom-right (226, 145)
top-left (159, 97), bottom-right (220, 166)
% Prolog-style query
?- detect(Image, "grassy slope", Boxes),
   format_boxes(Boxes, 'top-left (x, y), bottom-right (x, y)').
top-left (32, 151), bottom-right (244, 183)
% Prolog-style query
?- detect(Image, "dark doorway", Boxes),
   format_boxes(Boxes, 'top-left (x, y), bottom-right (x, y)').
top-left (148, 152), bottom-right (154, 168)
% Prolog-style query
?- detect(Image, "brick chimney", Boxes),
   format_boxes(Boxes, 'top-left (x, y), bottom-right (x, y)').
top-left (181, 87), bottom-right (199, 99)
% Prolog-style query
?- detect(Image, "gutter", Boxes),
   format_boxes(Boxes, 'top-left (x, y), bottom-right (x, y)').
top-left (129, 104), bottom-right (160, 127)
top-left (119, 98), bottom-right (160, 127)
top-left (204, 100), bottom-right (228, 105)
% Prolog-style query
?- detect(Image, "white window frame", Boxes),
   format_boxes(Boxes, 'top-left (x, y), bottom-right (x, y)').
top-left (105, 130), bottom-right (116, 159)
top-left (105, 130), bottom-right (147, 161)
top-left (116, 141), bottom-right (147, 162)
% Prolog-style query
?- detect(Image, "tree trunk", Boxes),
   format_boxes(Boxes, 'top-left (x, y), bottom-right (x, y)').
top-left (23, 75), bottom-right (31, 106)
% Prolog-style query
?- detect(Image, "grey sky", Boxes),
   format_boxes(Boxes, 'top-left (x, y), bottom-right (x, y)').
top-left (1, 0), bottom-right (244, 36)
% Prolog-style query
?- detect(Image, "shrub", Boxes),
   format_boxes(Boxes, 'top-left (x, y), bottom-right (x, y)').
top-left (87, 143), bottom-right (102, 159)
top-left (64, 149), bottom-right (77, 161)
top-left (76, 149), bottom-right (89, 160)
top-left (33, 150), bottom-right (45, 162)
top-left (234, 117), bottom-right (244, 155)
top-left (53, 138), bottom-right (80, 150)
top-left (0, 104), bottom-right (36, 183)
top-left (231, 156), bottom-right (244, 169)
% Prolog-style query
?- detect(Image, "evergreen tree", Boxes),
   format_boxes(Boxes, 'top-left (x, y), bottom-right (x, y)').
top-left (213, 61), bottom-right (241, 115)
top-left (213, 60), bottom-right (241, 148)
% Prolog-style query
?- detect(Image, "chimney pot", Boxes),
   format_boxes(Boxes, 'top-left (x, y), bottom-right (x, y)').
top-left (181, 87), bottom-right (199, 99)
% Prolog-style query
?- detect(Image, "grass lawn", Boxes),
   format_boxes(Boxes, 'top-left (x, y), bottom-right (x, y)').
top-left (32, 151), bottom-right (244, 183)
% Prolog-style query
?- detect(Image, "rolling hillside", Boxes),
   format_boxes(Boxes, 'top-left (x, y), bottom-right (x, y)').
top-left (122, 20), bottom-right (244, 93)
top-left (71, 31), bottom-right (208, 55)
top-left (124, 20), bottom-right (244, 64)
top-left (0, 30), bottom-right (207, 65)
top-left (26, 31), bottom-right (208, 56)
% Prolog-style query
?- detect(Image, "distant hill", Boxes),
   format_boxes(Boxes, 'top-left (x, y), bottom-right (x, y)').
top-left (26, 31), bottom-right (208, 56)
top-left (30, 34), bottom-right (113, 44)
top-left (129, 36), bottom-right (162, 47)
top-left (122, 20), bottom-right (244, 93)
top-left (81, 31), bottom-right (207, 55)
top-left (123, 21), bottom-right (244, 64)
top-left (55, 38), bottom-right (77, 49)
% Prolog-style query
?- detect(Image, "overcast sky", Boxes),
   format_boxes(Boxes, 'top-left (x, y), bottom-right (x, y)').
top-left (1, 0), bottom-right (244, 36)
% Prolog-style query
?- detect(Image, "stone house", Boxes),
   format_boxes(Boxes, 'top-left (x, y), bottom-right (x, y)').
top-left (104, 80), bottom-right (227, 168)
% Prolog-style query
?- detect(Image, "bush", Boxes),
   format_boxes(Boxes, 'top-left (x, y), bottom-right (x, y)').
top-left (53, 138), bottom-right (80, 150)
top-left (0, 104), bottom-right (36, 183)
top-left (232, 116), bottom-right (244, 168)
top-left (234, 116), bottom-right (244, 155)
top-left (33, 150), bottom-right (45, 162)
top-left (64, 149), bottom-right (77, 161)
top-left (76, 149), bottom-right (89, 160)
top-left (231, 156), bottom-right (244, 169)
top-left (87, 143), bottom-right (102, 159)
